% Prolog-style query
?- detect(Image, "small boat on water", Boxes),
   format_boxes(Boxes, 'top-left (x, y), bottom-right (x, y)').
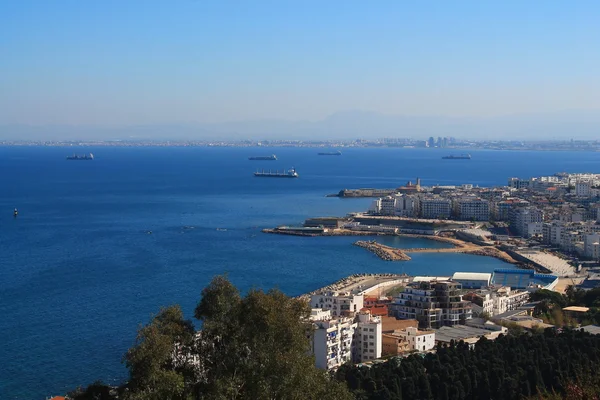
top-left (442, 154), bottom-right (471, 160)
top-left (249, 155), bottom-right (277, 160)
top-left (66, 153), bottom-right (94, 160)
top-left (318, 150), bottom-right (342, 156)
top-left (254, 167), bottom-right (299, 178)
top-left (13, 208), bottom-right (18, 217)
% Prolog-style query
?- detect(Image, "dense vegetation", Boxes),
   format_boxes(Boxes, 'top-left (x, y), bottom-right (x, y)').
top-left (69, 275), bottom-right (351, 400)
top-left (335, 329), bottom-right (600, 400)
top-left (531, 286), bottom-right (600, 326)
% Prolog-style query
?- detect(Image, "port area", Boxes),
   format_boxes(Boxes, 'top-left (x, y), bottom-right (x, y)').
top-left (296, 273), bottom-right (409, 301)
top-left (263, 224), bottom-right (519, 265)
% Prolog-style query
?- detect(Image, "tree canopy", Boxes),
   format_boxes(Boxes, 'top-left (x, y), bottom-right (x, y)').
top-left (120, 275), bottom-right (352, 400)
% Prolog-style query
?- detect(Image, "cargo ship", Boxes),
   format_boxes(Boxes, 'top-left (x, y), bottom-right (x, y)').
top-left (254, 167), bottom-right (299, 178)
top-left (442, 154), bottom-right (471, 160)
top-left (249, 154), bottom-right (277, 160)
top-left (318, 150), bottom-right (342, 156)
top-left (66, 153), bottom-right (94, 160)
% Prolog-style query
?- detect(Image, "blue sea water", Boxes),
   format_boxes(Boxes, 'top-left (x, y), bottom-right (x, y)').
top-left (1, 146), bottom-right (599, 399)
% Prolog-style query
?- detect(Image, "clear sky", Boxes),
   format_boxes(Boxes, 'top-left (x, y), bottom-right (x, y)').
top-left (1, 0), bottom-right (599, 127)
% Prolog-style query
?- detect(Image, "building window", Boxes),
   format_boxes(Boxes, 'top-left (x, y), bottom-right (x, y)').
top-left (369, 335), bottom-right (374, 339)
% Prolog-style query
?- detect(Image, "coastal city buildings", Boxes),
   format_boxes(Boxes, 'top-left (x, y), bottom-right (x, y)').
top-left (309, 293), bottom-right (382, 370)
top-left (389, 280), bottom-right (472, 329)
top-left (509, 206), bottom-right (543, 237)
top-left (419, 196), bottom-right (452, 219)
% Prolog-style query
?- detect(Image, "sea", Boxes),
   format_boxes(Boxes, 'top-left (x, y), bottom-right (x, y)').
top-left (1, 146), bottom-right (599, 399)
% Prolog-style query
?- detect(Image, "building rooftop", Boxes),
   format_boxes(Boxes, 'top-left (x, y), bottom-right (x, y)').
top-left (563, 306), bottom-right (590, 313)
top-left (581, 325), bottom-right (600, 335)
top-left (452, 272), bottom-right (492, 281)
top-left (434, 325), bottom-right (496, 343)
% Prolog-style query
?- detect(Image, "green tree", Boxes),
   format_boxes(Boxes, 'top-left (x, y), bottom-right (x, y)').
top-left (192, 275), bottom-right (352, 400)
top-left (123, 305), bottom-right (196, 400)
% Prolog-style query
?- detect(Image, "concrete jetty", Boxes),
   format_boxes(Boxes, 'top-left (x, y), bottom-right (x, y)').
top-left (354, 241), bottom-right (412, 261)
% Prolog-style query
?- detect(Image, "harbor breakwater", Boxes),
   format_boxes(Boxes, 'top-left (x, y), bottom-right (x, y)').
top-left (354, 241), bottom-right (412, 261)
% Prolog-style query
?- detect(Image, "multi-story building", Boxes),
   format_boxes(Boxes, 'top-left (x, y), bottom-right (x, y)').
top-left (395, 327), bottom-right (436, 352)
top-left (491, 287), bottom-right (530, 316)
top-left (493, 199), bottom-right (529, 221)
top-left (508, 177), bottom-right (531, 189)
top-left (310, 291), bottom-right (364, 318)
top-left (543, 221), bottom-right (565, 245)
top-left (369, 194), bottom-right (417, 217)
top-left (310, 314), bottom-right (356, 370)
top-left (389, 281), bottom-right (472, 329)
top-left (419, 196), bottom-right (452, 219)
top-left (584, 234), bottom-right (600, 260)
top-left (354, 311), bottom-right (382, 362)
top-left (463, 291), bottom-right (494, 316)
top-left (453, 197), bottom-right (490, 221)
top-left (382, 331), bottom-right (410, 356)
top-left (509, 206), bottom-right (543, 237)
top-left (576, 180), bottom-right (592, 197)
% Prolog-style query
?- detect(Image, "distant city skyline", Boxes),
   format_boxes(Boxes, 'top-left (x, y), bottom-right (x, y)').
top-left (1, 1), bottom-right (599, 139)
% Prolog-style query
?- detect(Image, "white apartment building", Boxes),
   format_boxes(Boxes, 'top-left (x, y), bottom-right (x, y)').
top-left (310, 315), bottom-right (356, 370)
top-left (310, 291), bottom-right (364, 318)
top-left (454, 198), bottom-right (490, 221)
top-left (508, 177), bottom-right (530, 189)
top-left (584, 234), bottom-right (600, 260)
top-left (509, 206), bottom-right (543, 237)
top-left (493, 199), bottom-right (529, 221)
top-left (395, 327), bottom-right (435, 352)
top-left (354, 311), bottom-right (383, 362)
top-left (491, 287), bottom-right (530, 316)
top-left (369, 194), bottom-right (417, 217)
top-left (419, 196), bottom-right (452, 219)
top-left (309, 309), bottom-right (382, 370)
top-left (576, 180), bottom-right (592, 197)
top-left (543, 221), bottom-right (564, 245)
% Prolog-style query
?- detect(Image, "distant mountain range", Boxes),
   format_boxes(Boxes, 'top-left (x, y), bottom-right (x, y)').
top-left (2, 109), bottom-right (600, 141)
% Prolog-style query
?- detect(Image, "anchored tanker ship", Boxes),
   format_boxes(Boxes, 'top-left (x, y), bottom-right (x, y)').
top-left (249, 154), bottom-right (277, 160)
top-left (318, 150), bottom-right (342, 156)
top-left (442, 154), bottom-right (471, 160)
top-left (66, 153), bottom-right (94, 160)
top-left (254, 167), bottom-right (299, 178)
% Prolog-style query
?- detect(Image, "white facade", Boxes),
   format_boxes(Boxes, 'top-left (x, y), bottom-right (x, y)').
top-left (310, 291), bottom-right (364, 318)
top-left (526, 222), bottom-right (543, 237)
top-left (355, 311), bottom-right (383, 362)
top-left (311, 316), bottom-right (356, 370)
top-left (369, 194), bottom-right (417, 217)
top-left (510, 207), bottom-right (543, 237)
top-left (508, 177), bottom-right (530, 189)
top-left (452, 272), bottom-right (492, 289)
top-left (491, 287), bottom-right (530, 316)
top-left (455, 198), bottom-right (490, 221)
top-left (309, 309), bottom-right (382, 370)
top-left (576, 180), bottom-right (592, 197)
top-left (584, 234), bottom-right (600, 260)
top-left (420, 197), bottom-right (452, 219)
top-left (396, 327), bottom-right (435, 352)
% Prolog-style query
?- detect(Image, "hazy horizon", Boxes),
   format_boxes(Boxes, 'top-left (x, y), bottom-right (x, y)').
top-left (2, 1), bottom-right (599, 140)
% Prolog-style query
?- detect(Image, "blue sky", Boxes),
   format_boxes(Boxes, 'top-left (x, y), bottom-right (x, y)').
top-left (1, 0), bottom-right (599, 127)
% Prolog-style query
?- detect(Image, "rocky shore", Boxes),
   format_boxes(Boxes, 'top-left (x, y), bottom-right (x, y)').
top-left (354, 240), bottom-right (412, 261)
